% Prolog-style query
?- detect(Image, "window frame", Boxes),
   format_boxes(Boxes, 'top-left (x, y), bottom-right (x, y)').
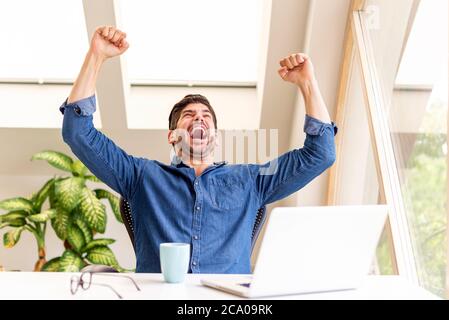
top-left (327, 0), bottom-right (420, 283)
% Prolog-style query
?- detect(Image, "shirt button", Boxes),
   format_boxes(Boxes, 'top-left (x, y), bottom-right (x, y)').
top-left (196, 206), bottom-right (200, 211)
top-left (193, 235), bottom-right (199, 240)
top-left (194, 181), bottom-right (199, 186)
top-left (192, 261), bottom-right (197, 266)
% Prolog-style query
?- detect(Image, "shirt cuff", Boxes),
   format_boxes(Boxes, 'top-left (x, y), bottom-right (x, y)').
top-left (303, 115), bottom-right (338, 136)
top-left (59, 95), bottom-right (96, 116)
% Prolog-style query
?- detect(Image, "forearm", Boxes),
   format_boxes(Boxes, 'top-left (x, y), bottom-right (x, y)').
top-left (252, 117), bottom-right (336, 205)
top-left (68, 50), bottom-right (104, 104)
top-left (298, 78), bottom-right (332, 124)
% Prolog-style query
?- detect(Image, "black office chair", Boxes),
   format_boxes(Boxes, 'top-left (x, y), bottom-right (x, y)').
top-left (82, 198), bottom-right (267, 273)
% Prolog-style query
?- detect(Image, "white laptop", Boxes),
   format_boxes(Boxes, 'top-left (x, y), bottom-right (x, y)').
top-left (201, 205), bottom-right (388, 298)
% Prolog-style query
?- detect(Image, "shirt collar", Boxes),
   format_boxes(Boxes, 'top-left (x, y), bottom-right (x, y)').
top-left (170, 156), bottom-right (227, 168)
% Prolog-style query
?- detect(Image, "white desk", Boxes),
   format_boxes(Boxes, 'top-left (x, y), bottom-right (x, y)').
top-left (0, 272), bottom-right (439, 300)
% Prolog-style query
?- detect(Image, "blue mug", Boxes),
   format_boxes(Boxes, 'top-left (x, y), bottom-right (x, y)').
top-left (159, 243), bottom-right (190, 283)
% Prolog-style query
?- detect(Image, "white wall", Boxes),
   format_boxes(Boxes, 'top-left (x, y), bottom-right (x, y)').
top-left (288, 0), bottom-right (351, 207)
top-left (333, 60), bottom-right (380, 205)
top-left (0, 84), bottom-right (102, 128)
top-left (0, 83), bottom-right (257, 130)
top-left (128, 86), bottom-right (258, 130)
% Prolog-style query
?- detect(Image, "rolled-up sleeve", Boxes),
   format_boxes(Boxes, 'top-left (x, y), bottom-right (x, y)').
top-left (60, 95), bottom-right (145, 200)
top-left (303, 114), bottom-right (338, 136)
top-left (250, 115), bottom-right (337, 206)
top-left (59, 95), bottom-right (97, 116)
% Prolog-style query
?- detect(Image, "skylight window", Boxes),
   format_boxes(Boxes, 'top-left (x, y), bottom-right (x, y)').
top-left (120, 0), bottom-right (263, 83)
top-left (0, 0), bottom-right (88, 81)
top-left (395, 0), bottom-right (448, 86)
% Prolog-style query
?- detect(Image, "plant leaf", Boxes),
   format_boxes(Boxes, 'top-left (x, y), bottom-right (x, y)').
top-left (58, 250), bottom-right (85, 272)
top-left (48, 180), bottom-right (60, 208)
top-left (0, 198), bottom-right (34, 213)
top-left (51, 209), bottom-right (70, 240)
top-left (32, 179), bottom-right (55, 212)
top-left (3, 227), bottom-right (25, 248)
top-left (85, 175), bottom-right (101, 183)
top-left (0, 218), bottom-right (26, 228)
top-left (0, 212), bottom-right (27, 228)
top-left (72, 214), bottom-right (93, 244)
top-left (28, 209), bottom-right (57, 223)
top-left (6, 218), bottom-right (26, 227)
top-left (82, 239), bottom-right (115, 253)
top-left (79, 188), bottom-right (106, 233)
top-left (86, 246), bottom-right (119, 267)
top-left (41, 257), bottom-right (61, 272)
top-left (54, 177), bottom-right (85, 212)
top-left (0, 211), bottom-right (28, 223)
top-left (67, 224), bottom-right (86, 253)
top-left (31, 151), bottom-right (73, 173)
top-left (75, 222), bottom-right (93, 248)
top-left (71, 160), bottom-right (88, 177)
top-left (94, 189), bottom-right (123, 223)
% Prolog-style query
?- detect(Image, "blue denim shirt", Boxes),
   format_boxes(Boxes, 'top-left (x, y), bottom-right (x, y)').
top-left (60, 95), bottom-right (337, 274)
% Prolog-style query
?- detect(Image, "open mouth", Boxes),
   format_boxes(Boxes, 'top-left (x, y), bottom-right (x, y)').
top-left (189, 124), bottom-right (207, 141)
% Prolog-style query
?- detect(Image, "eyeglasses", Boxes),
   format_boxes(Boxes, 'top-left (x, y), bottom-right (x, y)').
top-left (70, 272), bottom-right (141, 299)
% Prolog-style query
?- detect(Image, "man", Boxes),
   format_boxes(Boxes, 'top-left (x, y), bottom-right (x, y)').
top-left (60, 26), bottom-right (337, 273)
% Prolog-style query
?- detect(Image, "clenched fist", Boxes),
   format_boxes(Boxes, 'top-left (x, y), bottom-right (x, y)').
top-left (90, 26), bottom-right (129, 60)
top-left (278, 53), bottom-right (315, 86)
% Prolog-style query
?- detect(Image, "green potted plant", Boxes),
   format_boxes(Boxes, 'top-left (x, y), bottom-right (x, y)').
top-left (0, 151), bottom-right (126, 272)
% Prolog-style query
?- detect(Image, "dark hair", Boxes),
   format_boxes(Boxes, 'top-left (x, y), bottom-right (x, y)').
top-left (168, 94), bottom-right (218, 130)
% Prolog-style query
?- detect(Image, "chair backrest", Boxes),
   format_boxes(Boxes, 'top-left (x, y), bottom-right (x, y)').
top-left (119, 198), bottom-right (136, 252)
top-left (119, 198), bottom-right (267, 254)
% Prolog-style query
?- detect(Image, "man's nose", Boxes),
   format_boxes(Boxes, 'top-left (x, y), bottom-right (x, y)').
top-left (193, 113), bottom-right (204, 122)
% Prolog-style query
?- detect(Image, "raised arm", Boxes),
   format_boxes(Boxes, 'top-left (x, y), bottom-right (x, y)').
top-left (252, 53), bottom-right (336, 205)
top-left (68, 26), bottom-right (129, 103)
top-left (61, 26), bottom-right (144, 200)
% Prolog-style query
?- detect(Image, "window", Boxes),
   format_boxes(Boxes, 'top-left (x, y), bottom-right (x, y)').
top-left (0, 0), bottom-right (102, 128)
top-left (0, 0), bottom-right (88, 81)
top-left (377, 0), bottom-right (448, 296)
top-left (120, 0), bottom-right (263, 83)
top-left (330, 0), bottom-right (447, 295)
top-left (363, 0), bottom-right (447, 296)
top-left (395, 0), bottom-right (447, 86)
